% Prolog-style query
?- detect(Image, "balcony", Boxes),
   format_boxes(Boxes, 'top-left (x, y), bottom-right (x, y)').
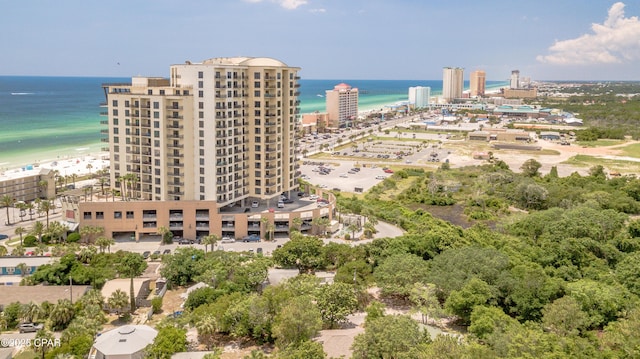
top-left (166, 105), bottom-right (184, 110)
top-left (100, 120), bottom-right (109, 125)
top-left (168, 190), bottom-right (185, 195)
top-left (167, 124), bottom-right (184, 129)
top-left (167, 143), bottom-right (184, 149)
top-left (167, 153), bottom-right (184, 158)
top-left (167, 134), bottom-right (184, 139)
top-left (168, 162), bottom-right (184, 168)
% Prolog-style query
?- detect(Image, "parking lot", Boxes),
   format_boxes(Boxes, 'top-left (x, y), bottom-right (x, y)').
top-left (300, 162), bottom-right (392, 193)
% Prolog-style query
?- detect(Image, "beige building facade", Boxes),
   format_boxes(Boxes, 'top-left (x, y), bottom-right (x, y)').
top-left (101, 57), bottom-right (300, 207)
top-left (469, 70), bottom-right (486, 97)
top-left (0, 167), bottom-right (55, 202)
top-left (442, 67), bottom-right (464, 102)
top-left (325, 83), bottom-right (358, 128)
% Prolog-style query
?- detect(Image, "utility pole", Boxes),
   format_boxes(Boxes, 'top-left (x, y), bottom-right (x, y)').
top-left (69, 277), bottom-right (73, 304)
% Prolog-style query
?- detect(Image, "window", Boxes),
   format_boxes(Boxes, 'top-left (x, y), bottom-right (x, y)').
top-left (154, 102), bottom-right (159, 109)
top-left (113, 118), bottom-right (118, 125)
top-left (96, 212), bottom-right (104, 219)
top-left (200, 177), bottom-right (205, 184)
top-left (198, 81), bottom-right (203, 88)
top-left (255, 179), bottom-right (261, 186)
top-left (199, 91), bottom-right (204, 98)
top-left (154, 121), bottom-right (159, 128)
top-left (199, 121), bottom-right (204, 128)
top-left (112, 100), bottom-right (118, 106)
top-left (200, 186), bottom-right (205, 192)
top-left (199, 102), bottom-right (204, 109)
top-left (254, 81), bottom-right (261, 88)
top-left (126, 211), bottom-right (134, 219)
top-left (254, 101), bottom-right (261, 108)
top-left (199, 111), bottom-right (204, 119)
top-left (254, 90), bottom-right (260, 97)
top-left (114, 211), bottom-right (122, 219)
top-left (112, 109), bottom-right (118, 116)
top-left (83, 212), bottom-right (92, 220)
top-left (154, 111), bottom-right (159, 119)
top-left (198, 71), bottom-right (203, 79)
top-left (160, 90), bottom-right (165, 95)
top-left (254, 72), bottom-right (261, 79)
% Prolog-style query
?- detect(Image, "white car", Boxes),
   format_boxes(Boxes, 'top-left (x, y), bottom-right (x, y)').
top-left (340, 174), bottom-right (348, 178)
top-left (251, 201), bottom-right (259, 208)
top-left (220, 237), bottom-right (235, 243)
top-left (375, 175), bottom-right (386, 180)
top-left (309, 194), bottom-right (318, 200)
top-left (277, 201), bottom-right (285, 208)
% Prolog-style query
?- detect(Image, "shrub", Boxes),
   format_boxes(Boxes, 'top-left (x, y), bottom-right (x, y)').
top-left (67, 232), bottom-right (81, 243)
top-left (344, 233), bottom-right (351, 241)
top-left (23, 235), bottom-right (37, 247)
top-left (151, 296), bottom-right (163, 314)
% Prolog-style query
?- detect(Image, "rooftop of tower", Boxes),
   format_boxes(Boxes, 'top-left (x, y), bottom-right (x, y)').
top-left (199, 56), bottom-right (292, 68)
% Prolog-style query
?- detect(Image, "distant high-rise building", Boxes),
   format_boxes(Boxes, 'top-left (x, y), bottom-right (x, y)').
top-left (469, 70), bottom-right (486, 97)
top-left (510, 70), bottom-right (520, 89)
top-left (442, 67), bottom-right (464, 102)
top-left (326, 83), bottom-right (359, 128)
top-left (408, 86), bottom-right (431, 109)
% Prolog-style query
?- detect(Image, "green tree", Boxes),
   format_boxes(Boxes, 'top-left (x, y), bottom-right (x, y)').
top-left (273, 235), bottom-right (325, 273)
top-left (145, 324), bottom-right (188, 359)
top-left (117, 252), bottom-right (148, 312)
top-left (38, 199), bottom-right (54, 229)
top-left (316, 282), bottom-right (358, 328)
top-left (273, 296), bottom-right (322, 349)
top-left (373, 253), bottom-right (430, 297)
top-left (602, 308), bottom-right (640, 357)
top-left (409, 283), bottom-right (442, 325)
top-left (196, 315), bottom-right (218, 350)
top-left (445, 277), bottom-right (496, 324)
top-left (31, 221), bottom-right (45, 244)
top-left (95, 236), bottom-right (115, 253)
top-left (49, 299), bottom-right (75, 330)
top-left (201, 234), bottom-right (220, 253)
top-left (14, 226), bottom-right (27, 247)
top-left (108, 289), bottom-right (130, 315)
top-left (520, 158), bottom-right (542, 177)
top-left (1, 195), bottom-right (14, 225)
top-left (468, 305), bottom-right (517, 340)
top-left (541, 296), bottom-right (588, 337)
top-left (276, 340), bottom-right (326, 359)
top-left (31, 328), bottom-right (55, 359)
top-left (351, 315), bottom-right (429, 359)
top-left (157, 226), bottom-right (173, 244)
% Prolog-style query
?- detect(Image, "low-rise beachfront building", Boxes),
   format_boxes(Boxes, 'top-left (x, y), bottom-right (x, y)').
top-left (503, 88), bottom-right (538, 99)
top-left (0, 167), bottom-right (55, 203)
top-left (63, 189), bottom-right (335, 241)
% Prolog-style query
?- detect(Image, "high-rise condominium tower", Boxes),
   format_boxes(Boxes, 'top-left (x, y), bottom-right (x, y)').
top-left (101, 57), bottom-right (300, 207)
top-left (442, 67), bottom-right (464, 102)
top-left (510, 70), bottom-right (520, 89)
top-left (408, 86), bottom-right (431, 109)
top-left (469, 70), bottom-right (486, 97)
top-left (325, 83), bottom-right (358, 128)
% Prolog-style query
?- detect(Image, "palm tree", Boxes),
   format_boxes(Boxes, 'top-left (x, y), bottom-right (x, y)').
top-left (312, 217), bottom-right (330, 236)
top-left (291, 217), bottom-right (303, 232)
top-left (108, 289), bottom-right (130, 316)
top-left (117, 252), bottom-right (147, 312)
top-left (38, 200), bottom-right (53, 229)
top-left (98, 176), bottom-right (109, 196)
top-left (26, 202), bottom-right (35, 221)
top-left (157, 226), bottom-right (173, 244)
top-left (261, 216), bottom-right (270, 241)
top-left (347, 223), bottom-right (359, 240)
top-left (196, 315), bottom-right (217, 350)
top-left (20, 302), bottom-right (42, 323)
top-left (38, 180), bottom-right (48, 198)
top-left (15, 202), bottom-right (27, 222)
top-left (16, 262), bottom-right (29, 277)
top-left (86, 163), bottom-right (93, 178)
top-left (1, 195), bottom-right (15, 225)
top-left (31, 221), bottom-right (45, 244)
top-left (201, 234), bottom-right (220, 253)
top-left (95, 236), bottom-right (115, 253)
top-left (14, 226), bottom-right (27, 247)
top-left (49, 299), bottom-right (75, 330)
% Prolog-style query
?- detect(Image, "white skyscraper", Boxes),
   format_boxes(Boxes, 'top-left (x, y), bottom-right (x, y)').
top-left (510, 70), bottom-right (520, 89)
top-left (442, 67), bottom-right (464, 102)
top-left (408, 86), bottom-right (431, 109)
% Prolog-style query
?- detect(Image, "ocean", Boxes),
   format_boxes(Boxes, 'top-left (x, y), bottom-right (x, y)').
top-left (0, 76), bottom-right (507, 169)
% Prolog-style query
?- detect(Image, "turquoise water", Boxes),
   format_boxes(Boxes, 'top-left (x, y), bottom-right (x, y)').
top-left (0, 76), bottom-right (507, 169)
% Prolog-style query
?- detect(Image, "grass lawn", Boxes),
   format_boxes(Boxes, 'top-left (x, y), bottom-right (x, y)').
top-left (378, 176), bottom-right (416, 202)
top-left (562, 154), bottom-right (640, 172)
top-left (576, 139), bottom-right (626, 147)
top-left (618, 143), bottom-right (640, 158)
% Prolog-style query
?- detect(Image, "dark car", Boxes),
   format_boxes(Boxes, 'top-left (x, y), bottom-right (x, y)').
top-left (179, 238), bottom-right (194, 245)
top-left (283, 198), bottom-right (294, 204)
top-left (153, 250), bottom-right (161, 256)
top-left (297, 192), bottom-right (306, 197)
top-left (19, 323), bottom-right (43, 333)
top-left (142, 251), bottom-right (151, 259)
top-left (242, 234), bottom-right (260, 242)
top-left (162, 249), bottom-right (171, 255)
top-left (0, 234), bottom-right (8, 240)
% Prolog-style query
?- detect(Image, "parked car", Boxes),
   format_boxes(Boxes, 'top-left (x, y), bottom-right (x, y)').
top-left (375, 175), bottom-right (386, 180)
top-left (251, 201), bottom-right (259, 208)
top-left (153, 250), bottom-right (161, 256)
top-left (142, 251), bottom-right (151, 259)
top-left (277, 201), bottom-right (285, 208)
top-left (309, 194), bottom-right (318, 200)
top-left (19, 323), bottom-right (43, 333)
top-left (283, 198), bottom-right (294, 204)
top-left (384, 169), bottom-right (394, 173)
top-left (242, 234), bottom-right (260, 242)
top-left (340, 173), bottom-right (348, 178)
top-left (178, 238), bottom-right (194, 245)
top-left (0, 234), bottom-right (8, 240)
top-left (162, 249), bottom-right (171, 255)
top-left (221, 237), bottom-right (235, 243)
top-left (297, 191), bottom-right (306, 197)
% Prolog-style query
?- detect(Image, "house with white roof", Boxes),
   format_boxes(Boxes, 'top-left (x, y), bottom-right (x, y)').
top-left (89, 325), bottom-right (158, 359)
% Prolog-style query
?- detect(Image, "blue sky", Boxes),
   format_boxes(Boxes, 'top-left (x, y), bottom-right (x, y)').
top-left (1, 0), bottom-right (639, 81)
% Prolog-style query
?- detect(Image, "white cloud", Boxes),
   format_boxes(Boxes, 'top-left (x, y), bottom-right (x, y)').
top-left (537, 2), bottom-right (640, 65)
top-left (309, 8), bottom-right (326, 13)
top-left (243, 0), bottom-right (307, 10)
top-left (276, 0), bottom-right (308, 10)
